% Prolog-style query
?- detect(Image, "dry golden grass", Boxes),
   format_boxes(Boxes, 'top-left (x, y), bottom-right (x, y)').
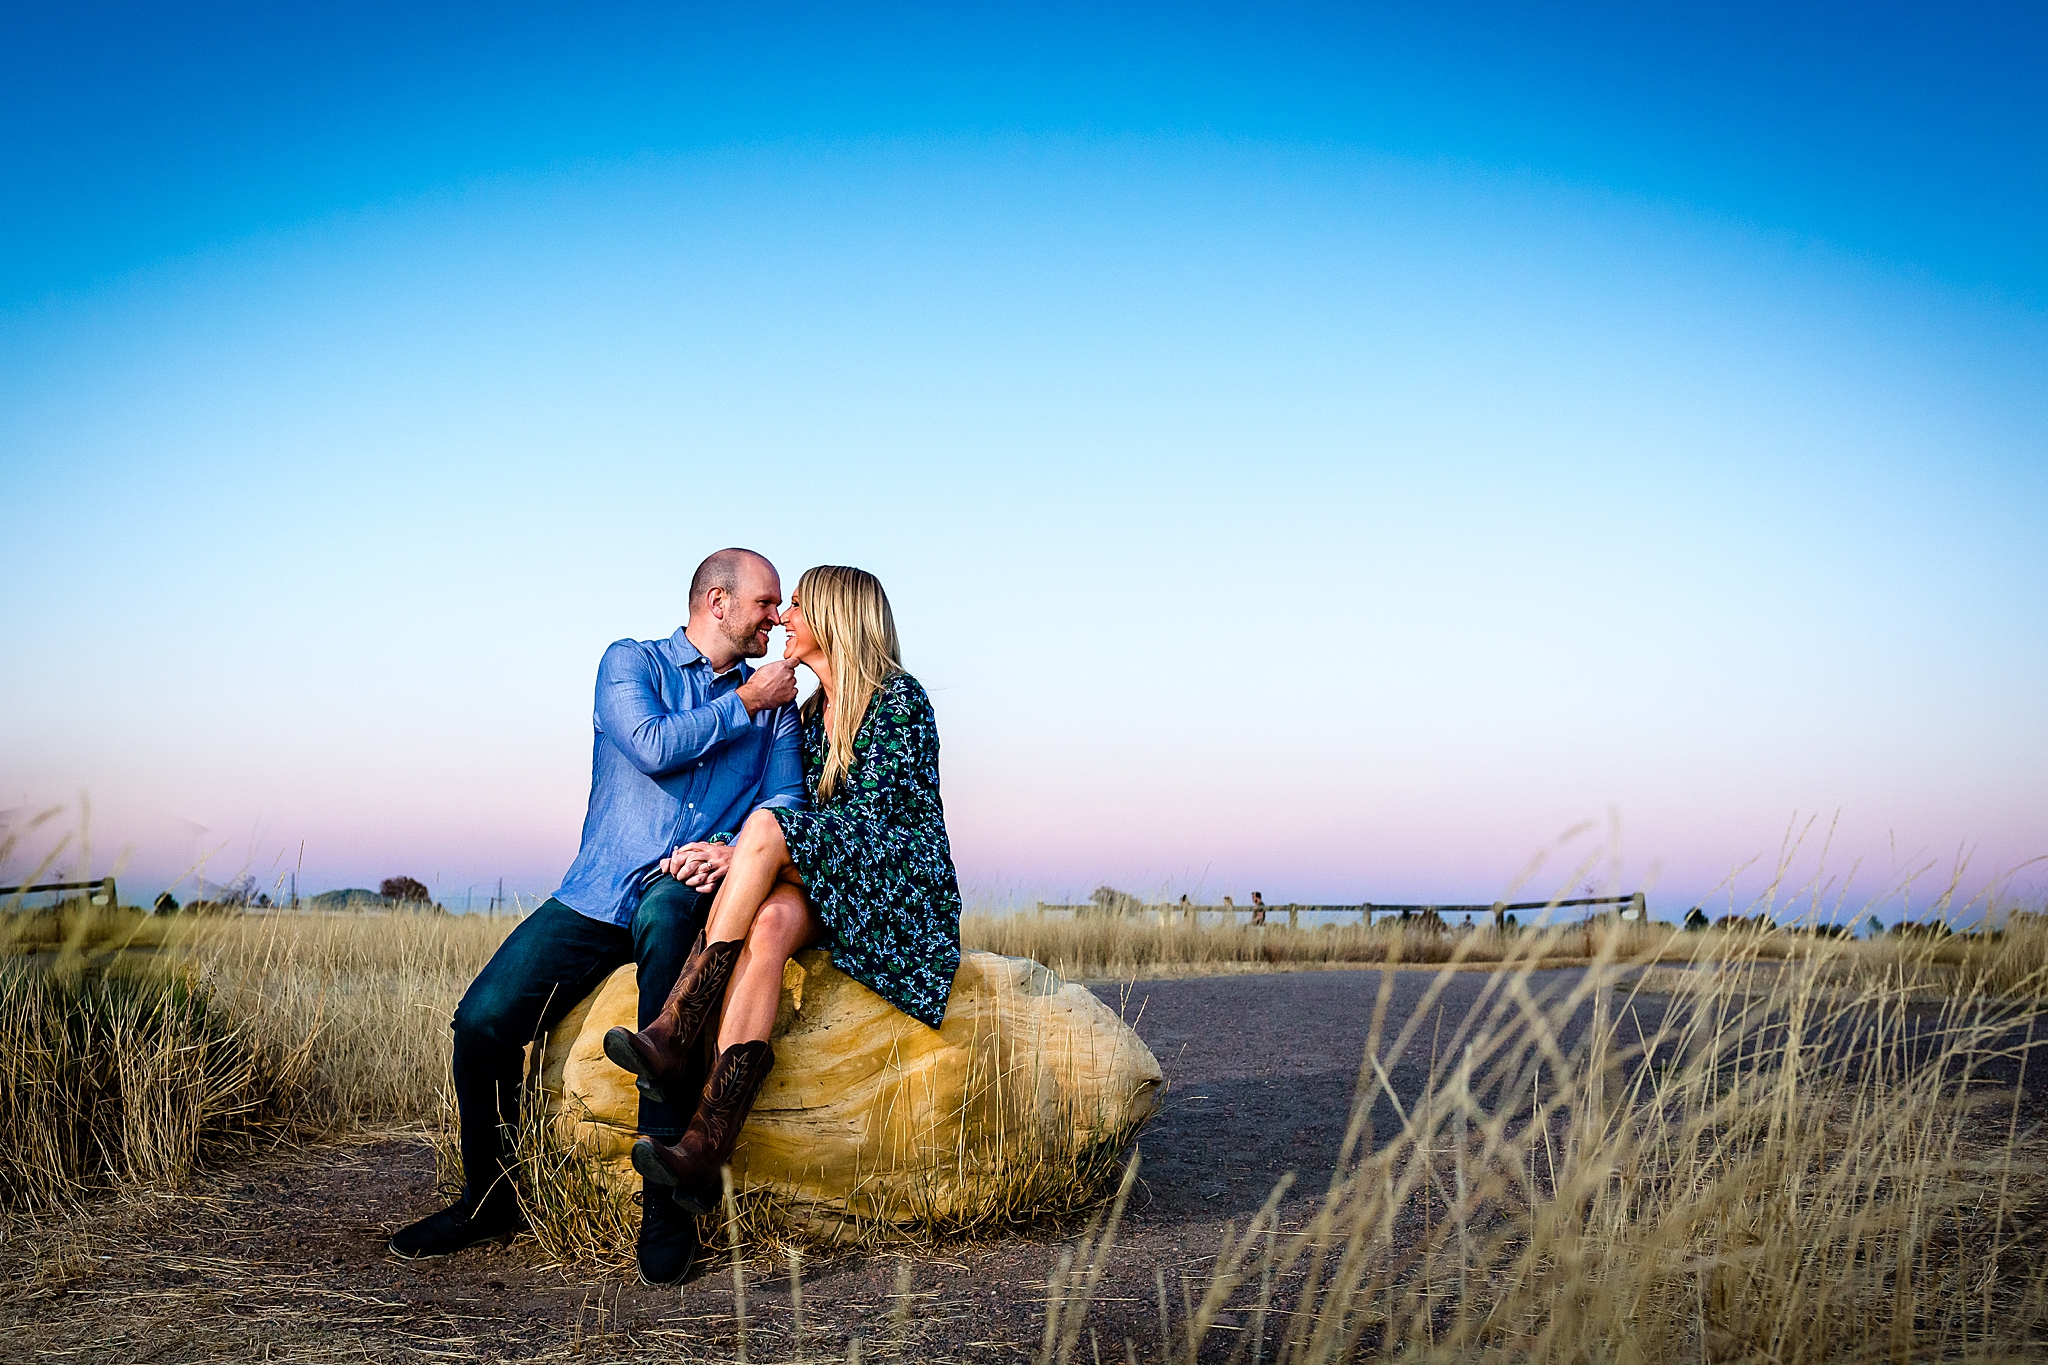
top-left (9, 898), bottom-right (2048, 1361)
top-left (964, 912), bottom-right (1678, 980)
top-left (1031, 923), bottom-right (2048, 1363)
top-left (166, 907), bottom-right (512, 1125)
top-left (966, 905), bottom-right (2048, 993)
top-left (0, 958), bottom-right (314, 1221)
top-left (0, 904), bottom-right (510, 1229)
top-left (457, 914), bottom-right (2048, 1360)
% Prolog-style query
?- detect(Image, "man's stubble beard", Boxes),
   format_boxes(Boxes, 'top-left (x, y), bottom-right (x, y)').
top-left (721, 614), bottom-right (771, 659)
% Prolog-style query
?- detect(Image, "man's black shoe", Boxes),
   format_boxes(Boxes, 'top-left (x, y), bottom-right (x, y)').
top-left (389, 1188), bottom-right (526, 1259)
top-left (636, 1178), bottom-right (705, 1285)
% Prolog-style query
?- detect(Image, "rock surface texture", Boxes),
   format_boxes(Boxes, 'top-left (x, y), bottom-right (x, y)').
top-left (538, 949), bottom-right (1163, 1231)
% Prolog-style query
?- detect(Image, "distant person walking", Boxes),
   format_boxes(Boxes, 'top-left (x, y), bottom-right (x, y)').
top-left (1250, 892), bottom-right (1267, 926)
top-left (387, 549), bottom-right (804, 1286)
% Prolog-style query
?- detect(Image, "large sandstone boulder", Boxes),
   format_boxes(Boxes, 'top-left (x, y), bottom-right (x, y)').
top-left (536, 950), bottom-right (1162, 1232)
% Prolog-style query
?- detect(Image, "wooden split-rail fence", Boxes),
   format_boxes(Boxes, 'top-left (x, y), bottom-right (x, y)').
top-left (0, 877), bottom-right (120, 909)
top-left (1033, 892), bottom-right (1648, 931)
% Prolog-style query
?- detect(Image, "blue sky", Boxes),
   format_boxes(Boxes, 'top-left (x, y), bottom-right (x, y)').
top-left (3, 3), bottom-right (2043, 919)
top-left (9, 3), bottom-right (2045, 307)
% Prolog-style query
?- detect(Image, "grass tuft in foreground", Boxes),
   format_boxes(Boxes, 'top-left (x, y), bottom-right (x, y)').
top-left (1033, 924), bottom-right (2048, 1362)
top-left (0, 960), bottom-right (318, 1221)
top-left (1, 905), bottom-right (508, 1232)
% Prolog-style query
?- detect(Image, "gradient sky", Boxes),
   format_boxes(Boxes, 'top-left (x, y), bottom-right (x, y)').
top-left (3, 3), bottom-right (2044, 920)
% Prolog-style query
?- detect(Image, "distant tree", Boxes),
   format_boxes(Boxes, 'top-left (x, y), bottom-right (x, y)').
top-left (1088, 885), bottom-right (1141, 917)
top-left (153, 891), bottom-right (180, 915)
top-left (381, 875), bottom-right (432, 904)
top-left (218, 874), bottom-right (258, 907)
top-left (1894, 920), bottom-right (1952, 940)
top-left (1683, 907), bottom-right (1710, 932)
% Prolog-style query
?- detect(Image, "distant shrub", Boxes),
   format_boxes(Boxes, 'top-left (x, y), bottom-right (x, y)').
top-left (305, 888), bottom-right (387, 911)
top-left (379, 876), bottom-right (432, 905)
top-left (1083, 886), bottom-right (1144, 919)
top-left (1893, 920), bottom-right (1954, 939)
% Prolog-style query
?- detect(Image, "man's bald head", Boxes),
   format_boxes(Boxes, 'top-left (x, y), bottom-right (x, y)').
top-left (685, 548), bottom-right (783, 669)
top-left (688, 548), bottom-right (776, 614)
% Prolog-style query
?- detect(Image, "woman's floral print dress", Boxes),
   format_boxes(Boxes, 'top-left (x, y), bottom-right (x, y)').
top-left (768, 672), bottom-right (963, 1029)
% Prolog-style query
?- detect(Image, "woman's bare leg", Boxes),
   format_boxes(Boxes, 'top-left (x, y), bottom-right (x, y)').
top-left (714, 881), bottom-right (824, 1049)
top-left (702, 809), bottom-right (798, 943)
top-left (629, 868), bottom-right (817, 1214)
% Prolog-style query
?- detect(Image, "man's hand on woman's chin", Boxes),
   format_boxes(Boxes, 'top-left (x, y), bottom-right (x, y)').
top-left (736, 658), bottom-right (800, 713)
top-left (661, 841), bottom-right (733, 891)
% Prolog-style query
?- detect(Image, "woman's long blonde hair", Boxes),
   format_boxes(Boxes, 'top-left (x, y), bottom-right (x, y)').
top-left (795, 565), bottom-right (903, 801)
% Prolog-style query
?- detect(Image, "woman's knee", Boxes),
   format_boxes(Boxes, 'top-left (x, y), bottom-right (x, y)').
top-left (750, 893), bottom-right (810, 954)
top-left (738, 807), bottom-right (788, 857)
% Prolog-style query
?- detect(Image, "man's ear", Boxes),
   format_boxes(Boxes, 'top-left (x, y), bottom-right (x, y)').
top-left (707, 588), bottom-right (726, 620)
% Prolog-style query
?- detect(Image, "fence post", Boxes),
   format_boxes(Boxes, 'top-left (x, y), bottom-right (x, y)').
top-left (1492, 900), bottom-right (1506, 932)
top-left (96, 877), bottom-right (117, 908)
top-left (1362, 902), bottom-right (1373, 928)
top-left (1629, 891), bottom-right (1646, 921)
top-left (1288, 905), bottom-right (1299, 930)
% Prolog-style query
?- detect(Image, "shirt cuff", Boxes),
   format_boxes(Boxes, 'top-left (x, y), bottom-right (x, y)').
top-left (708, 831), bottom-right (735, 846)
top-left (717, 688), bottom-right (754, 730)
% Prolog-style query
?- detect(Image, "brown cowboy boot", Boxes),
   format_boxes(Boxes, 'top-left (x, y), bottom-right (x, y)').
top-left (603, 933), bottom-right (745, 1104)
top-left (631, 1039), bottom-right (775, 1215)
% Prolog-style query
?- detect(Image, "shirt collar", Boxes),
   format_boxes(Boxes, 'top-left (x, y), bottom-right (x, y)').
top-left (667, 626), bottom-right (748, 681)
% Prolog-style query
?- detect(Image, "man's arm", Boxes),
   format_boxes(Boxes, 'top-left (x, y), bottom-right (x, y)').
top-left (663, 702), bottom-right (809, 890)
top-left (592, 641), bottom-right (748, 777)
top-left (755, 699), bottom-right (809, 812)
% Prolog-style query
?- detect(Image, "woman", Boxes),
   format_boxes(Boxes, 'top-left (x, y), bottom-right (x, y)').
top-left (603, 564), bottom-right (963, 1214)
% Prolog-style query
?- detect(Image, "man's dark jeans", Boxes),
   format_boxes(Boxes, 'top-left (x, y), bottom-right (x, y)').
top-left (449, 879), bottom-right (709, 1208)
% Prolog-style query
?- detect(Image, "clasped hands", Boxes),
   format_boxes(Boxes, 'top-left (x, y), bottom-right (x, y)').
top-left (660, 840), bottom-right (732, 891)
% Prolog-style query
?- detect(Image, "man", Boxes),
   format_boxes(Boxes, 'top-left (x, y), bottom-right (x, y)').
top-left (388, 548), bottom-right (804, 1285)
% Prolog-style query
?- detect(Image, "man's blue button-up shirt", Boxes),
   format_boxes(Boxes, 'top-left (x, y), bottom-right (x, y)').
top-left (552, 627), bottom-right (806, 927)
